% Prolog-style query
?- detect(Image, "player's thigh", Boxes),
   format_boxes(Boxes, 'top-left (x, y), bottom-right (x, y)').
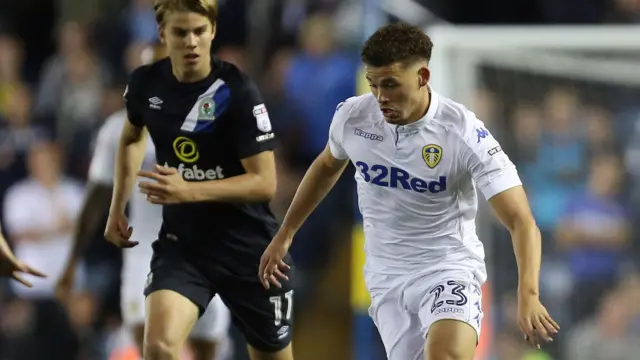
top-left (424, 320), bottom-right (477, 360)
top-left (144, 240), bottom-right (216, 354)
top-left (369, 291), bottom-right (425, 360)
top-left (411, 274), bottom-right (483, 360)
top-left (145, 290), bottom-right (200, 355)
top-left (214, 268), bottom-right (295, 360)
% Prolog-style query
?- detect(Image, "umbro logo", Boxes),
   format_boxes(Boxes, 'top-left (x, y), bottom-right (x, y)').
top-left (149, 97), bottom-right (163, 110)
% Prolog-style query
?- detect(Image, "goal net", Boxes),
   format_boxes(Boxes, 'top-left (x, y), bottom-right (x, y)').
top-left (427, 25), bottom-right (640, 359)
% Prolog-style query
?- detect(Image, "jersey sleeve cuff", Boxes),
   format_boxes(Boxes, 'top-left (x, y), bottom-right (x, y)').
top-left (237, 138), bottom-right (278, 159)
top-left (328, 142), bottom-right (348, 160)
top-left (479, 171), bottom-right (522, 200)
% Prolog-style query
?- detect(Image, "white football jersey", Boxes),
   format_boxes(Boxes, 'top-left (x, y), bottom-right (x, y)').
top-left (89, 110), bottom-right (161, 240)
top-left (329, 89), bottom-right (521, 282)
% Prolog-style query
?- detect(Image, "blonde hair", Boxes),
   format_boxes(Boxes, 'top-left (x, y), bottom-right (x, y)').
top-left (154, 0), bottom-right (218, 26)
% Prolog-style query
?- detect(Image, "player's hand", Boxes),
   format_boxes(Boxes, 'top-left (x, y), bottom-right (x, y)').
top-left (104, 213), bottom-right (138, 248)
top-left (0, 241), bottom-right (46, 287)
top-left (259, 233), bottom-right (292, 289)
top-left (138, 164), bottom-right (192, 205)
top-left (517, 294), bottom-right (560, 349)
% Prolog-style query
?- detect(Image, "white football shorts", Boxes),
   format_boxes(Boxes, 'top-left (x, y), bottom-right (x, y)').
top-left (366, 269), bottom-right (484, 360)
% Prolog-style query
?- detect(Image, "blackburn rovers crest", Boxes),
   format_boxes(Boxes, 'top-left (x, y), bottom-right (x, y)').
top-left (422, 144), bottom-right (443, 169)
top-left (197, 97), bottom-right (216, 121)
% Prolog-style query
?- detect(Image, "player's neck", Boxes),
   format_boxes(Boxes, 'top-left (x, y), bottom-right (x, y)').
top-left (402, 89), bottom-right (431, 125)
top-left (172, 57), bottom-right (212, 83)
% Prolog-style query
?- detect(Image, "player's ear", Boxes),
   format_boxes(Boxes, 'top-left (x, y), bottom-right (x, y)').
top-left (418, 66), bottom-right (430, 88)
top-left (211, 22), bottom-right (217, 37)
top-left (158, 25), bottom-right (166, 44)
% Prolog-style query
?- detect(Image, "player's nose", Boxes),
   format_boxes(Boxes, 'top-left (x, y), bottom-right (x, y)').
top-left (185, 33), bottom-right (198, 47)
top-left (376, 92), bottom-right (389, 103)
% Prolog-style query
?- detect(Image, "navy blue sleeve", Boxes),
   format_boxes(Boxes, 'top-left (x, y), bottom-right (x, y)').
top-left (123, 69), bottom-right (145, 127)
top-left (232, 77), bottom-right (278, 159)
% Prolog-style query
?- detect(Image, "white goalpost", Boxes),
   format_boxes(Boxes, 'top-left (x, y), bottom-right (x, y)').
top-left (428, 25), bottom-right (640, 104)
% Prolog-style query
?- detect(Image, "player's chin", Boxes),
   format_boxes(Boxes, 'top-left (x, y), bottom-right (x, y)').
top-left (383, 115), bottom-right (403, 124)
top-left (381, 109), bottom-right (402, 123)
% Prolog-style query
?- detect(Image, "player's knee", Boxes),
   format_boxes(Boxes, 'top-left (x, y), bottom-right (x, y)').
top-left (144, 338), bottom-right (180, 360)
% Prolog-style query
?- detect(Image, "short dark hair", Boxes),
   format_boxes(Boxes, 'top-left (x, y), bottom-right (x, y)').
top-left (360, 23), bottom-right (433, 67)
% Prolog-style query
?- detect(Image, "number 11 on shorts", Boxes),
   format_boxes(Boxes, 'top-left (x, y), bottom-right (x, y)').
top-left (269, 290), bottom-right (294, 326)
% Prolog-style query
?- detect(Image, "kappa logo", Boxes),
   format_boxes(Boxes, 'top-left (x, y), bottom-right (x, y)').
top-left (476, 128), bottom-right (489, 143)
top-left (148, 97), bottom-right (163, 110)
top-left (354, 128), bottom-right (383, 141)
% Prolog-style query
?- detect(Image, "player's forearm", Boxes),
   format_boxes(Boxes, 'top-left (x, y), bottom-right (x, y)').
top-left (279, 155), bottom-right (348, 239)
top-left (66, 184), bottom-right (112, 267)
top-left (110, 133), bottom-right (147, 215)
top-left (511, 221), bottom-right (542, 297)
top-left (188, 173), bottom-right (275, 203)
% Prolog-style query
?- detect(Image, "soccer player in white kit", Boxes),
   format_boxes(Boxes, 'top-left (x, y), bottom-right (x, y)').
top-left (57, 110), bottom-right (232, 360)
top-left (259, 24), bottom-right (560, 360)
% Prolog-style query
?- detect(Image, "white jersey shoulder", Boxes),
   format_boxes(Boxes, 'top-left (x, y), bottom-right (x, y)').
top-left (328, 93), bottom-right (379, 160)
top-left (432, 95), bottom-right (521, 200)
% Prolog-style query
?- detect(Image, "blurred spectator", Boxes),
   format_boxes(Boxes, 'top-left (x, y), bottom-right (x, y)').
top-left (2, 141), bottom-right (84, 298)
top-left (472, 87), bottom-right (503, 130)
top-left (279, 13), bottom-right (357, 308)
top-left (216, 46), bottom-right (248, 72)
top-left (0, 33), bottom-right (24, 115)
top-left (583, 105), bottom-right (619, 156)
top-left (33, 20), bottom-right (110, 145)
top-left (126, 0), bottom-right (157, 44)
top-left (1, 141), bottom-right (84, 360)
top-left (555, 153), bottom-right (631, 324)
top-left (283, 12), bottom-right (357, 163)
top-left (564, 288), bottom-right (640, 360)
top-left (511, 102), bottom-right (542, 164)
top-left (0, 83), bottom-right (49, 221)
top-left (524, 87), bottom-right (586, 237)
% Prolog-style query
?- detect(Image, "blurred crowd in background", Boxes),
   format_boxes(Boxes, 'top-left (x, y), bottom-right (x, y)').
top-left (0, 0), bottom-right (640, 360)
